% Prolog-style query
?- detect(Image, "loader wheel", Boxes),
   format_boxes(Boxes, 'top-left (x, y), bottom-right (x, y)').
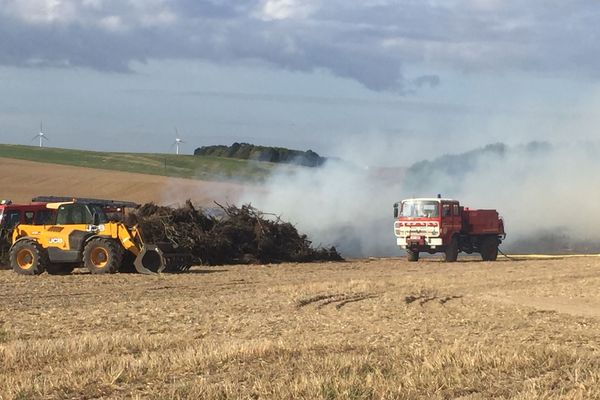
top-left (406, 248), bottom-right (419, 262)
top-left (10, 240), bottom-right (48, 275)
top-left (83, 238), bottom-right (123, 274)
top-left (480, 236), bottom-right (498, 261)
top-left (119, 251), bottom-right (137, 273)
top-left (444, 236), bottom-right (459, 262)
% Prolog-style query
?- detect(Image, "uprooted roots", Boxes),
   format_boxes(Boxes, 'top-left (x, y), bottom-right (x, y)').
top-left (404, 289), bottom-right (463, 306)
top-left (126, 200), bottom-right (344, 266)
top-left (296, 292), bottom-right (378, 309)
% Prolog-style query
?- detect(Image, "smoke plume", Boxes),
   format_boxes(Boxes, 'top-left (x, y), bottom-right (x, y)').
top-left (241, 139), bottom-right (600, 257)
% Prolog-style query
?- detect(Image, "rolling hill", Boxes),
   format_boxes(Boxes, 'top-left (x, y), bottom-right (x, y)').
top-left (0, 144), bottom-right (276, 206)
top-left (0, 144), bottom-right (280, 183)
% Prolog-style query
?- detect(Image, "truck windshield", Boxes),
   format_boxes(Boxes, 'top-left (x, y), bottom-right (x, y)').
top-left (401, 200), bottom-right (439, 218)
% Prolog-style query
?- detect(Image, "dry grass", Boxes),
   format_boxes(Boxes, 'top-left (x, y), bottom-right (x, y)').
top-left (1, 257), bottom-right (600, 399)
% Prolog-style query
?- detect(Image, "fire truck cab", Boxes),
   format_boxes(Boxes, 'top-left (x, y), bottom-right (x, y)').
top-left (394, 197), bottom-right (505, 262)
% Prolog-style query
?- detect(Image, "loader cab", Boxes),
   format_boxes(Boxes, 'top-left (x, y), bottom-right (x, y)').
top-left (54, 203), bottom-right (109, 226)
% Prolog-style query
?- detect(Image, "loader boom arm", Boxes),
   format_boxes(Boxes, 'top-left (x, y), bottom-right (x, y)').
top-left (117, 224), bottom-right (142, 256)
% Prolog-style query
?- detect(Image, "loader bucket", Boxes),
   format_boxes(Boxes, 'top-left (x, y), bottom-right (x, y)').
top-left (133, 243), bottom-right (193, 274)
top-left (134, 244), bottom-right (166, 274)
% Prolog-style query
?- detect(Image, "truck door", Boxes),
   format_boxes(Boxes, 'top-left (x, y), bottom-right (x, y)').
top-left (451, 203), bottom-right (463, 234)
top-left (441, 202), bottom-right (462, 239)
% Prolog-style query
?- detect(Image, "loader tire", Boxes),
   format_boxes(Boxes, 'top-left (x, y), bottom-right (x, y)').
top-left (119, 251), bottom-right (137, 273)
top-left (480, 236), bottom-right (498, 261)
top-left (444, 236), bottom-right (459, 262)
top-left (83, 238), bottom-right (123, 274)
top-left (10, 240), bottom-right (48, 275)
top-left (406, 248), bottom-right (419, 262)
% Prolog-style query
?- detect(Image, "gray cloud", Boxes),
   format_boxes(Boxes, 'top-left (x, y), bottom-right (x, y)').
top-left (0, 0), bottom-right (598, 91)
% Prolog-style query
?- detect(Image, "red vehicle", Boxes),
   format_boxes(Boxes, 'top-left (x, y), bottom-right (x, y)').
top-left (0, 200), bottom-right (54, 228)
top-left (0, 200), bottom-right (54, 265)
top-left (393, 196), bottom-right (506, 262)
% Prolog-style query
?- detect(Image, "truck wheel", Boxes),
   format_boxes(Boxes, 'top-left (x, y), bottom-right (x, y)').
top-left (480, 236), bottom-right (498, 261)
top-left (444, 236), bottom-right (459, 262)
top-left (10, 240), bottom-right (48, 275)
top-left (83, 238), bottom-right (123, 274)
top-left (406, 248), bottom-right (419, 262)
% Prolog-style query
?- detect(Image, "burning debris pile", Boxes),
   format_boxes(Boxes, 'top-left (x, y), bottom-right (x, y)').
top-left (126, 201), bottom-right (343, 265)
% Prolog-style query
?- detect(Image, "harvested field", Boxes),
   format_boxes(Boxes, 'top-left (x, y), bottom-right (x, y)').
top-left (2, 257), bottom-right (600, 399)
top-left (0, 157), bottom-right (248, 206)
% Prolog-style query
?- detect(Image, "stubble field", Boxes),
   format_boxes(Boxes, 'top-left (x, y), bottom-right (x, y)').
top-left (1, 257), bottom-right (600, 399)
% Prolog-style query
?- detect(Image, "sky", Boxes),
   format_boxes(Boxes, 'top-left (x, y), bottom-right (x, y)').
top-left (1, 0), bottom-right (600, 163)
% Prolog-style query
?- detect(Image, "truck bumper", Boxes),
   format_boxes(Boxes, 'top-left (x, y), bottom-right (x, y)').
top-left (397, 237), bottom-right (443, 249)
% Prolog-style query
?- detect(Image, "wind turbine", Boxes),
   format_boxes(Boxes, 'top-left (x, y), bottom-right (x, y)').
top-left (32, 122), bottom-right (49, 148)
top-left (172, 128), bottom-right (185, 155)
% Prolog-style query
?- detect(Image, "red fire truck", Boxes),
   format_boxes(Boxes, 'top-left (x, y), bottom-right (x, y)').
top-left (393, 197), bottom-right (506, 262)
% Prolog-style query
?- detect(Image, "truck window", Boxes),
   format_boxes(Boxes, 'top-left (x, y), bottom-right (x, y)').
top-left (4, 210), bottom-right (21, 229)
top-left (34, 210), bottom-right (55, 225)
top-left (453, 204), bottom-right (460, 216)
top-left (401, 200), bottom-right (439, 218)
top-left (24, 211), bottom-right (35, 224)
top-left (442, 204), bottom-right (451, 217)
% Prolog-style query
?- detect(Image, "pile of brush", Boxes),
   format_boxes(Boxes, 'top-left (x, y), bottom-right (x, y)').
top-left (126, 201), bottom-right (343, 265)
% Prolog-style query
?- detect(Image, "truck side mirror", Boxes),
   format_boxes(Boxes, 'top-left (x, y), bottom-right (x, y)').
top-left (393, 203), bottom-right (399, 218)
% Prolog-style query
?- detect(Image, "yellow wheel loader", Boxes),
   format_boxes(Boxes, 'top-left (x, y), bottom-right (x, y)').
top-left (9, 198), bottom-right (192, 275)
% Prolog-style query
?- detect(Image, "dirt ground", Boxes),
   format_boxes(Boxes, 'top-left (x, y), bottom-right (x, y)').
top-left (0, 157), bottom-right (247, 206)
top-left (1, 256), bottom-right (600, 399)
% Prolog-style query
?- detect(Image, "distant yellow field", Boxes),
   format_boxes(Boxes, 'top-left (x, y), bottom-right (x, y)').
top-left (1, 257), bottom-right (599, 399)
top-left (0, 157), bottom-right (247, 206)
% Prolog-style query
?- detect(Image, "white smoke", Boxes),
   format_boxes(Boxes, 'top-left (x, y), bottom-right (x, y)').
top-left (239, 134), bottom-right (410, 257)
top-left (446, 141), bottom-right (600, 252)
top-left (240, 137), bottom-right (600, 257)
